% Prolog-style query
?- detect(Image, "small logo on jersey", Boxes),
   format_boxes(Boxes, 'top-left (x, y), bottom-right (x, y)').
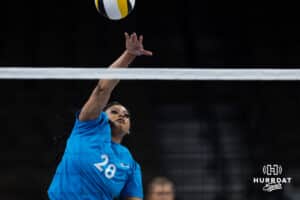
top-left (120, 163), bottom-right (130, 168)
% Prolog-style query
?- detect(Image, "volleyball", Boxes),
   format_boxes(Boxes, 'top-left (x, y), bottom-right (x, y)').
top-left (95, 0), bottom-right (136, 20)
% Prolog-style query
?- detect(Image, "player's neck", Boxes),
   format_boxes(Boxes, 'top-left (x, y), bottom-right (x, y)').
top-left (112, 135), bottom-right (123, 144)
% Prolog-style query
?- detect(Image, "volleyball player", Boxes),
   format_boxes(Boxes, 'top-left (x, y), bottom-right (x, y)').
top-left (48, 32), bottom-right (153, 200)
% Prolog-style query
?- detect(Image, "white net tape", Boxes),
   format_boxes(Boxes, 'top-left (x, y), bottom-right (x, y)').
top-left (0, 67), bottom-right (300, 80)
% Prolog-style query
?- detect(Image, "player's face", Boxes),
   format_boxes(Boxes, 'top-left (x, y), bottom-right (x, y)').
top-left (105, 105), bottom-right (131, 135)
top-left (148, 184), bottom-right (174, 200)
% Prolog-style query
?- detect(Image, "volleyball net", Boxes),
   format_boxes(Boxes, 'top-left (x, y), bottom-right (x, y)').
top-left (0, 67), bottom-right (300, 80)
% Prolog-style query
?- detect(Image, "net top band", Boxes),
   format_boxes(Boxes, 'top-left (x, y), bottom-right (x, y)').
top-left (0, 67), bottom-right (299, 80)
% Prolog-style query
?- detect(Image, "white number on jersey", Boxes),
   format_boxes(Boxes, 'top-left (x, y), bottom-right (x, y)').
top-left (94, 154), bottom-right (116, 179)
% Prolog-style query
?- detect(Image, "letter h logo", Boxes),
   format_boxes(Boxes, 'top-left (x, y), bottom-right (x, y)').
top-left (263, 164), bottom-right (282, 176)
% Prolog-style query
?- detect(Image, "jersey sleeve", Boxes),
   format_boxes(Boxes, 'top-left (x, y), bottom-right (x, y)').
top-left (120, 162), bottom-right (143, 199)
top-left (71, 111), bottom-right (110, 139)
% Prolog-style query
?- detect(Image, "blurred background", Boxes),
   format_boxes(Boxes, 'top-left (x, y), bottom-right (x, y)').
top-left (1, 0), bottom-right (300, 67)
top-left (0, 0), bottom-right (300, 199)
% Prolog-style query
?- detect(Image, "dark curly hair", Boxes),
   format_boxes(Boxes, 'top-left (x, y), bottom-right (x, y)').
top-left (103, 101), bottom-right (131, 117)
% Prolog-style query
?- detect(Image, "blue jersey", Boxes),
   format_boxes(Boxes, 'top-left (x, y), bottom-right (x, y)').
top-left (48, 112), bottom-right (143, 200)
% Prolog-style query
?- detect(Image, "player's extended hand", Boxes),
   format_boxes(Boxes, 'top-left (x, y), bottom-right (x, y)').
top-left (125, 32), bottom-right (153, 56)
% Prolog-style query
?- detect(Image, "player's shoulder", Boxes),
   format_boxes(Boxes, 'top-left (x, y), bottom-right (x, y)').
top-left (117, 144), bottom-right (131, 154)
top-left (73, 111), bottom-right (109, 129)
top-left (117, 144), bottom-right (136, 160)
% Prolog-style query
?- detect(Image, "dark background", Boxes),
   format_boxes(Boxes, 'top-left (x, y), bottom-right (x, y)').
top-left (1, 0), bottom-right (300, 67)
top-left (1, 0), bottom-right (300, 200)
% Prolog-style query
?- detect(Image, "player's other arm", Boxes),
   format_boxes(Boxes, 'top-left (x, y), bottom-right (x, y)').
top-left (79, 32), bottom-right (152, 121)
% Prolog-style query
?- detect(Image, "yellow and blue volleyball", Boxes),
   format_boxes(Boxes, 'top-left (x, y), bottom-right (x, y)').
top-left (95, 0), bottom-right (135, 20)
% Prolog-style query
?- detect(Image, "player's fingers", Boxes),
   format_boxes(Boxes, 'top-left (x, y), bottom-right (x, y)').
top-left (142, 49), bottom-right (153, 56)
top-left (124, 32), bottom-right (130, 40)
top-left (131, 32), bottom-right (137, 43)
top-left (139, 35), bottom-right (143, 44)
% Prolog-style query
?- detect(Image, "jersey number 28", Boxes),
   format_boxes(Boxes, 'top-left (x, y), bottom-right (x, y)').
top-left (94, 154), bottom-right (116, 179)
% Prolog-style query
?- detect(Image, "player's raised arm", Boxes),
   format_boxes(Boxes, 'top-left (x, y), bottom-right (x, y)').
top-left (79, 32), bottom-right (152, 121)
